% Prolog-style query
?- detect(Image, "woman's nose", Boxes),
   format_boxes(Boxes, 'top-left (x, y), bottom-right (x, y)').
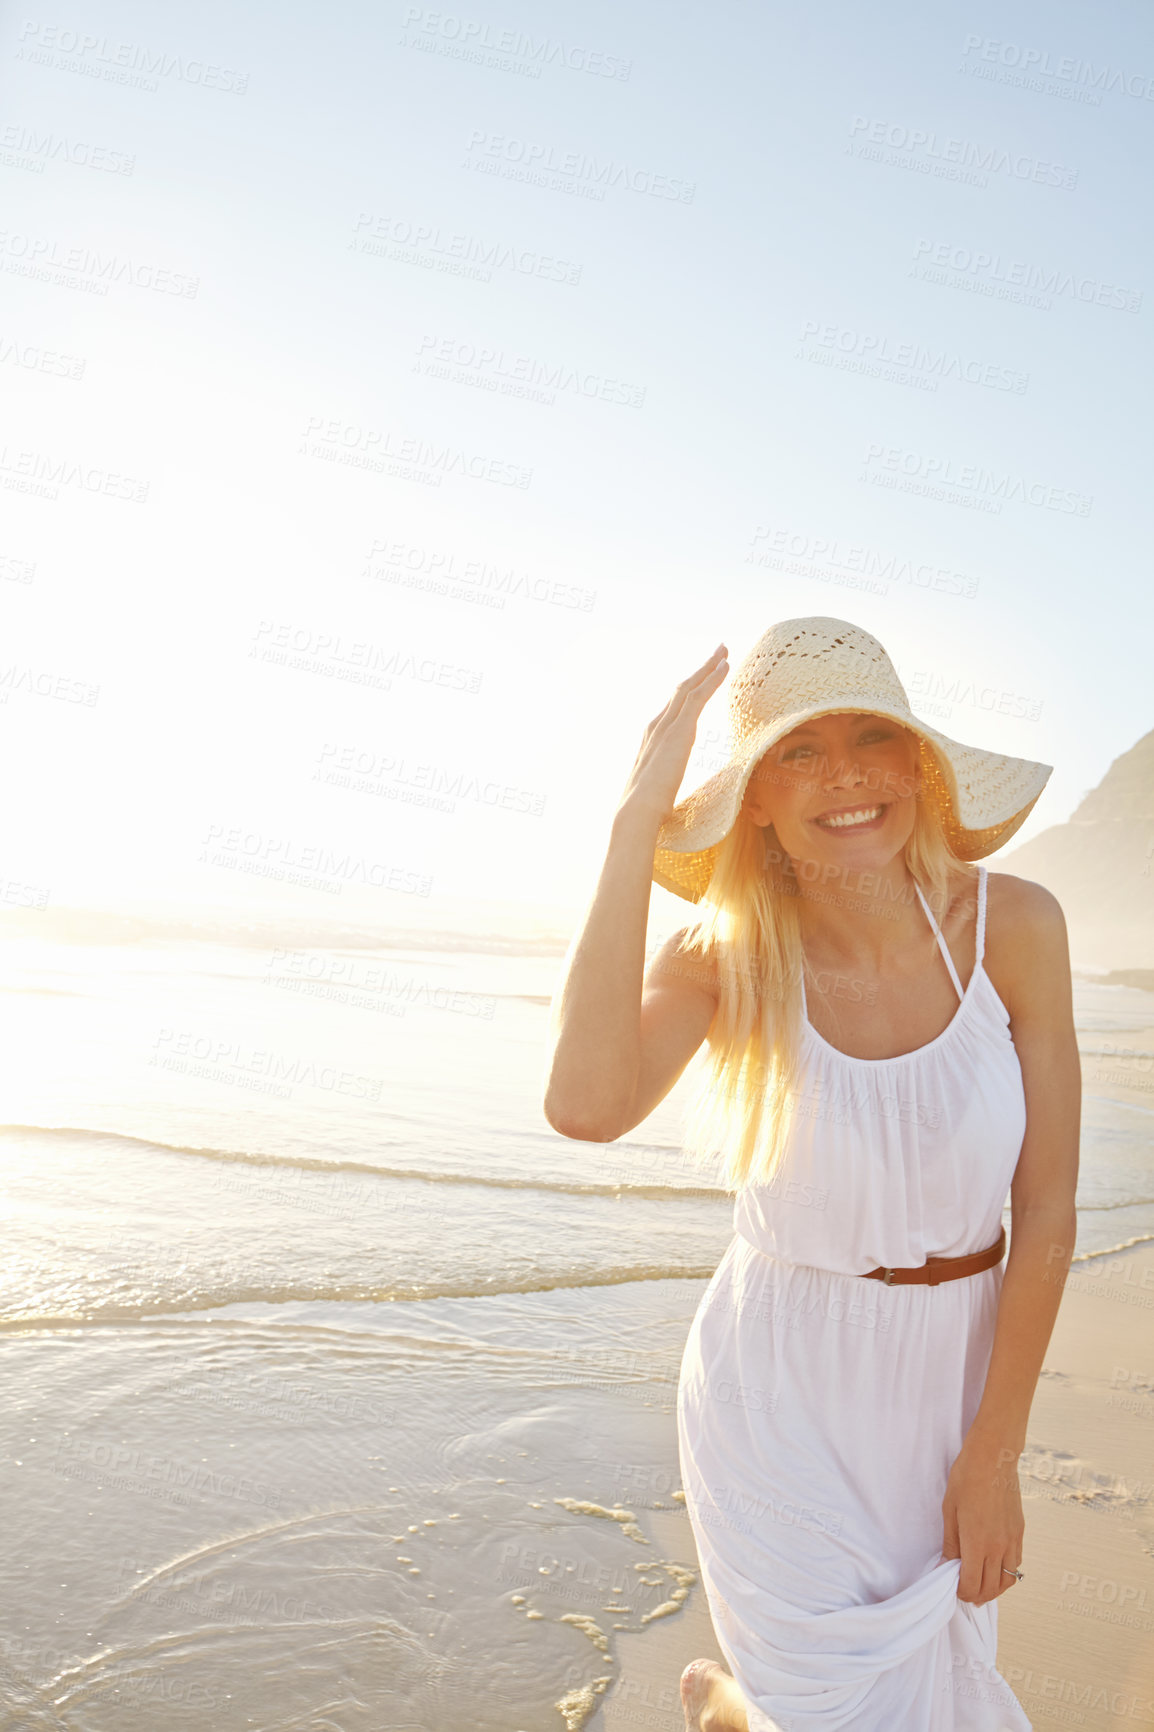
top-left (820, 752), bottom-right (866, 789)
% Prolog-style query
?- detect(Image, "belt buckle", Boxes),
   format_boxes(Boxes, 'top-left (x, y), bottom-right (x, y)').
top-left (882, 1267), bottom-right (897, 1285)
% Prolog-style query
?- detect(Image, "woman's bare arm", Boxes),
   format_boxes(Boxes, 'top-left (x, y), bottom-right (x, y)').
top-left (543, 825), bottom-right (719, 1142)
top-left (941, 873), bottom-right (1081, 1606)
top-left (966, 873), bottom-right (1081, 1455)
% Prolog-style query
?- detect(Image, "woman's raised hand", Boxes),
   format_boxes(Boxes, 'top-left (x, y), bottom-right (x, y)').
top-left (617, 643), bottom-right (729, 828)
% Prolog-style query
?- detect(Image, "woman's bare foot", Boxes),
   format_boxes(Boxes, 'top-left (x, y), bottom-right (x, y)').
top-left (680, 1658), bottom-right (751, 1731)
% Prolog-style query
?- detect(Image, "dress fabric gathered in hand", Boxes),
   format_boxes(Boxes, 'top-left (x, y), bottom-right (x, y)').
top-left (676, 866), bottom-right (1034, 1731)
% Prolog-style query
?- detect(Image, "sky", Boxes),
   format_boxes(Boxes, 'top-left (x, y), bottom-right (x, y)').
top-left (1, 0), bottom-right (1151, 937)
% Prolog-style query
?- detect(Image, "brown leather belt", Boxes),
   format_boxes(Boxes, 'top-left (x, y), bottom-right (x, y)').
top-left (860, 1225), bottom-right (1006, 1286)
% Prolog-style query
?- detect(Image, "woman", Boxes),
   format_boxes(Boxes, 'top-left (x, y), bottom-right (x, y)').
top-left (544, 617), bottom-right (1080, 1732)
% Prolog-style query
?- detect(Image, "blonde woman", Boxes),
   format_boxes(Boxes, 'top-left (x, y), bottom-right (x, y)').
top-left (544, 618), bottom-right (1079, 1732)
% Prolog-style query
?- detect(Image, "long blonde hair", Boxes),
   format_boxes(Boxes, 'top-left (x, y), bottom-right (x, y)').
top-left (673, 750), bottom-right (978, 1194)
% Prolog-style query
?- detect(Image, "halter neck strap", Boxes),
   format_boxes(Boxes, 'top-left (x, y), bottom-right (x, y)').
top-left (798, 866), bottom-right (986, 1011)
top-left (914, 867), bottom-right (987, 1000)
top-left (913, 882), bottom-right (964, 1002)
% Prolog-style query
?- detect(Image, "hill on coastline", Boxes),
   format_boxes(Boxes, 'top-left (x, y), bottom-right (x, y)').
top-left (998, 728), bottom-right (1154, 972)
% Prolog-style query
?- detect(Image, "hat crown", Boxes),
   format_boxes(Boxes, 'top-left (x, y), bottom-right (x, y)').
top-left (729, 617), bottom-right (910, 742)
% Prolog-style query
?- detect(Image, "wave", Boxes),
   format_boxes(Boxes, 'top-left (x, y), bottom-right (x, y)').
top-left (1080, 1200), bottom-right (1154, 1212)
top-left (0, 1123), bottom-right (728, 1201)
top-left (6, 1237), bottom-right (1154, 1333)
top-left (1084, 1093), bottom-right (1154, 1116)
top-left (5, 1123), bottom-right (1153, 1212)
top-left (1071, 1233), bottom-right (1154, 1261)
top-left (1076, 969), bottom-right (1154, 994)
top-left (0, 1261), bottom-right (718, 1332)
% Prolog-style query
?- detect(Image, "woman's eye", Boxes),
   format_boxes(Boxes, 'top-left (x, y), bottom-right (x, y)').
top-left (780, 731), bottom-right (890, 761)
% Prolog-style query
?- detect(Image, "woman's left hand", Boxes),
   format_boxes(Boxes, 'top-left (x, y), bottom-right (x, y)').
top-left (940, 1439), bottom-right (1024, 1605)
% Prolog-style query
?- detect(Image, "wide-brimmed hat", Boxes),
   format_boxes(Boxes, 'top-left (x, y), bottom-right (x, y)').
top-left (653, 616), bottom-right (1052, 903)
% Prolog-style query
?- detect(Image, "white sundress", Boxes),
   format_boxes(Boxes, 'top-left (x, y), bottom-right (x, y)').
top-left (676, 865), bottom-right (1033, 1732)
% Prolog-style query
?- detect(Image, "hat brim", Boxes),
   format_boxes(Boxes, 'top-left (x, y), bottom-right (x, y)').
top-left (652, 701), bottom-right (1052, 903)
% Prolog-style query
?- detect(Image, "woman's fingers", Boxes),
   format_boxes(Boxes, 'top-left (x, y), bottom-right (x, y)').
top-left (955, 1546), bottom-right (984, 1604)
top-left (956, 1549), bottom-right (1023, 1605)
top-left (996, 1553), bottom-right (1024, 1597)
top-left (646, 648), bottom-right (728, 739)
top-left (691, 644), bottom-right (729, 688)
top-left (666, 644), bottom-right (728, 709)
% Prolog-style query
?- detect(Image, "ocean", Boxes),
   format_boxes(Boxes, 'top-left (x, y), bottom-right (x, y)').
top-left (0, 923), bottom-right (1151, 1729)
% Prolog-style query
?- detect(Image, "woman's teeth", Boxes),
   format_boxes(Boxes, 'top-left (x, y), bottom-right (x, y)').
top-left (814, 805), bottom-right (884, 830)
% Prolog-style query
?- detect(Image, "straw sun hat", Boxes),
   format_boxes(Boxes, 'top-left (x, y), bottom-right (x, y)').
top-left (652, 616), bottom-right (1053, 904)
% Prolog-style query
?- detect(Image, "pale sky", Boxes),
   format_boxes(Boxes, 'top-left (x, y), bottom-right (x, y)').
top-left (1, 0), bottom-right (1151, 936)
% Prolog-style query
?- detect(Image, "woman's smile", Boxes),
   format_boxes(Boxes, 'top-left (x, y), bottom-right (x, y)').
top-left (811, 802), bottom-right (890, 834)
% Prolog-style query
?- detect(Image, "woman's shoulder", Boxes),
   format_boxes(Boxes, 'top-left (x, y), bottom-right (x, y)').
top-left (982, 869), bottom-right (1070, 1011)
top-left (984, 868), bottom-right (1067, 931)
